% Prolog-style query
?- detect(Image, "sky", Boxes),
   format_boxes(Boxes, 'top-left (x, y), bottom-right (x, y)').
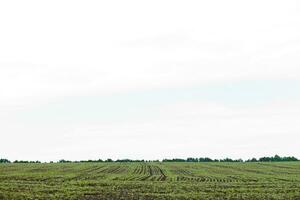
top-left (1, 0), bottom-right (300, 162)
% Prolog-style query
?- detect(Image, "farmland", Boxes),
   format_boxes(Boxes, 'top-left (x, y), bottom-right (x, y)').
top-left (0, 162), bottom-right (300, 200)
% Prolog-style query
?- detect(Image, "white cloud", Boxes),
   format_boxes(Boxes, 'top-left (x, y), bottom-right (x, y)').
top-left (1, 0), bottom-right (300, 108)
top-left (1, 100), bottom-right (299, 161)
top-left (1, 0), bottom-right (300, 160)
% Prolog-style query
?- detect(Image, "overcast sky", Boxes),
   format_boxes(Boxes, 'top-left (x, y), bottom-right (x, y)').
top-left (1, 0), bottom-right (300, 161)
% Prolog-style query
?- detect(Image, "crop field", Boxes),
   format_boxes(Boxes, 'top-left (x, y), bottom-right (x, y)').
top-left (0, 162), bottom-right (300, 200)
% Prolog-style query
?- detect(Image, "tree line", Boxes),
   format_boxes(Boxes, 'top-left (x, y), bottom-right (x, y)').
top-left (0, 155), bottom-right (298, 163)
top-left (162, 155), bottom-right (298, 162)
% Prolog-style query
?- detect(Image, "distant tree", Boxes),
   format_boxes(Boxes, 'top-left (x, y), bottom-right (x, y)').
top-left (199, 157), bottom-right (213, 162)
top-left (274, 155), bottom-right (281, 162)
top-left (220, 158), bottom-right (233, 162)
top-left (257, 155), bottom-right (298, 162)
top-left (187, 158), bottom-right (198, 162)
top-left (162, 158), bottom-right (186, 162)
top-left (0, 158), bottom-right (10, 163)
top-left (115, 159), bottom-right (131, 162)
top-left (58, 159), bottom-right (71, 163)
top-left (283, 156), bottom-right (298, 161)
top-left (246, 158), bottom-right (258, 162)
top-left (13, 160), bottom-right (40, 163)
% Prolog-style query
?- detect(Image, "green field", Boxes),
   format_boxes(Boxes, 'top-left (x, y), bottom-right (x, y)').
top-left (1, 162), bottom-right (300, 200)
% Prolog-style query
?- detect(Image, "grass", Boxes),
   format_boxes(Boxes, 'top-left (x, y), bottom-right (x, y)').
top-left (0, 162), bottom-right (300, 199)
